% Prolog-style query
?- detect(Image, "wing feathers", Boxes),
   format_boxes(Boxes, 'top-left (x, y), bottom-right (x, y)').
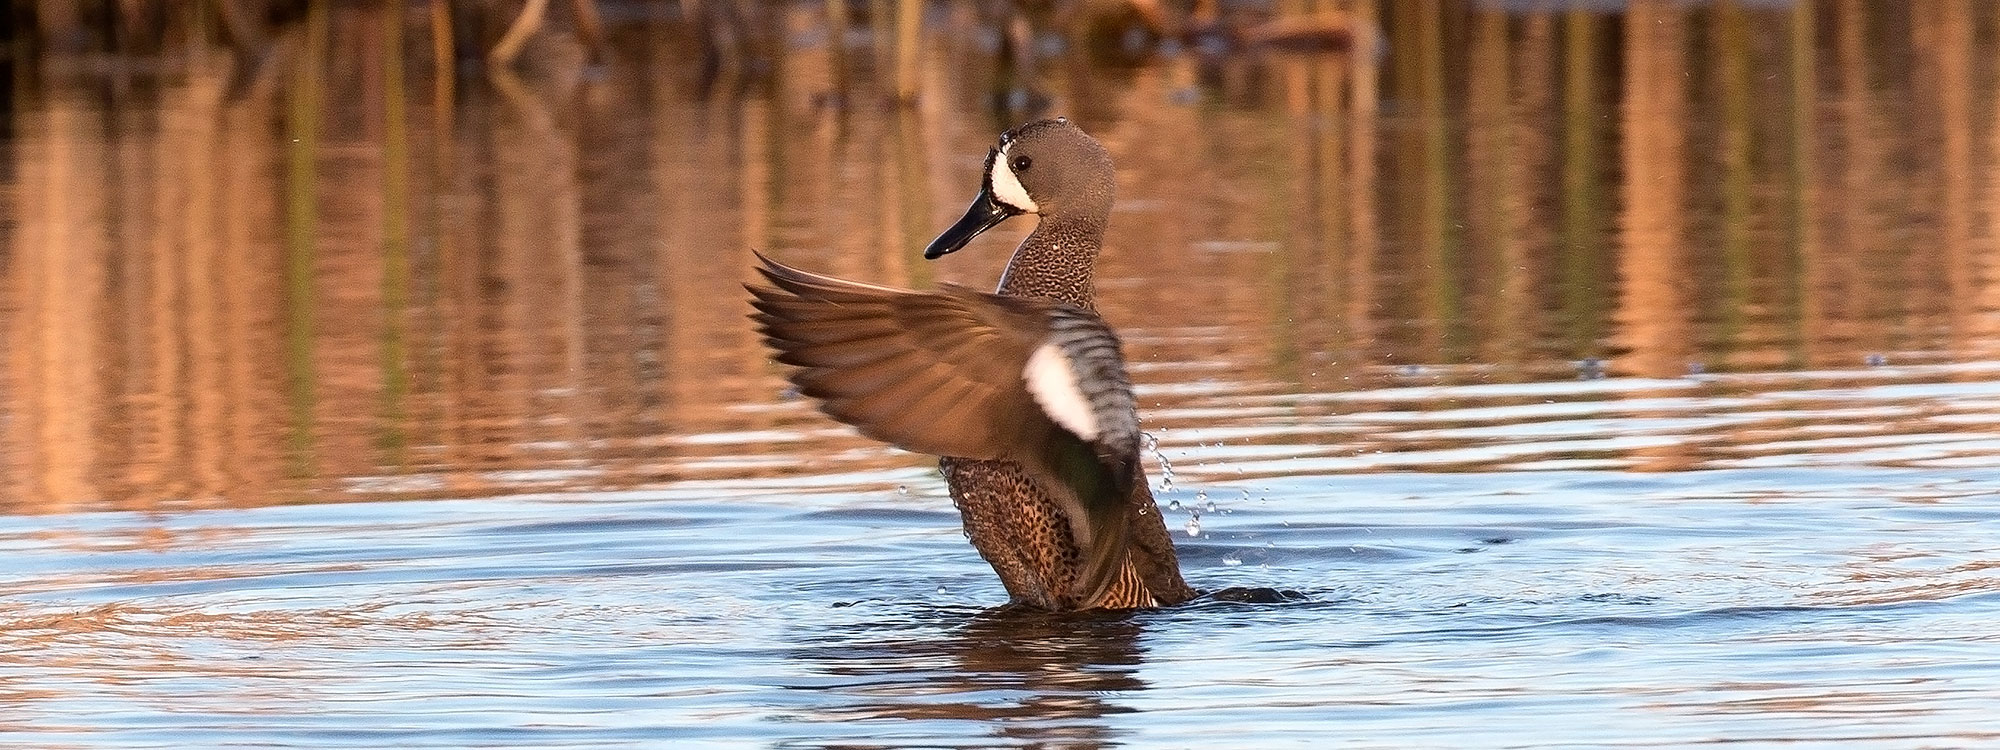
top-left (748, 252), bottom-right (1143, 461)
top-left (747, 252), bottom-right (1146, 607)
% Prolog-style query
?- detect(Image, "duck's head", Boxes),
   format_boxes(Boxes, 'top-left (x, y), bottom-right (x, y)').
top-left (924, 118), bottom-right (1116, 259)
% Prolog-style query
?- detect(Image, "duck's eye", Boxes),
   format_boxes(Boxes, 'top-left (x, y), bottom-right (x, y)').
top-left (1011, 155), bottom-right (1033, 172)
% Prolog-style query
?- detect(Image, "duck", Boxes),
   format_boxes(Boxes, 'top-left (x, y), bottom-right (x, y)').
top-left (746, 118), bottom-right (1196, 611)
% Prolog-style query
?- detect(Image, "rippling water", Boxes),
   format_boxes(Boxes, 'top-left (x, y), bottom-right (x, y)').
top-left (5, 1), bottom-right (2000, 747)
top-left (9, 468), bottom-right (2000, 747)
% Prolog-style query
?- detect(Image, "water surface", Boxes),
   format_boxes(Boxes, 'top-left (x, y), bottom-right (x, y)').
top-left (4, 1), bottom-right (2000, 747)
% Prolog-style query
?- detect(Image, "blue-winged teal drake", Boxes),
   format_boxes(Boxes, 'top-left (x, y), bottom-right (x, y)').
top-left (747, 118), bottom-right (1195, 611)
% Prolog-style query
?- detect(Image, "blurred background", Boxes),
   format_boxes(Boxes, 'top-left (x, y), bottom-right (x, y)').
top-left (2, 0), bottom-right (1998, 513)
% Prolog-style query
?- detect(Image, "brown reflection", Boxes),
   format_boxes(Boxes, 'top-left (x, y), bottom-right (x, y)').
top-left (1557, 10), bottom-right (1612, 358)
top-left (1791, 0), bottom-right (1827, 369)
top-left (1494, 12), bottom-right (1557, 366)
top-left (1916, 0), bottom-right (1977, 357)
top-left (3, 2), bottom-right (2000, 511)
top-left (7, 80), bottom-right (113, 512)
top-left (1987, 4), bottom-right (2000, 360)
top-left (1612, 2), bottom-right (1696, 472)
top-left (1344, 0), bottom-right (1382, 366)
top-left (1465, 9), bottom-right (1526, 367)
top-left (1613, 2), bottom-right (1691, 379)
top-left (488, 66), bottom-right (587, 476)
top-left (794, 610), bottom-right (1146, 749)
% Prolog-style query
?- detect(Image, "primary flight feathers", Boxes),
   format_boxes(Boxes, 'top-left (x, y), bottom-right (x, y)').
top-left (746, 252), bottom-right (1138, 462)
top-left (746, 252), bottom-right (1144, 604)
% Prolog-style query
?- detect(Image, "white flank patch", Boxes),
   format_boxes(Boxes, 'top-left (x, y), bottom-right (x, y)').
top-left (1024, 343), bottom-right (1097, 440)
top-left (989, 144), bottom-right (1040, 214)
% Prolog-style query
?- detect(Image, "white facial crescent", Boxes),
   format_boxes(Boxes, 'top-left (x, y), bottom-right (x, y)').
top-left (989, 143), bottom-right (1040, 214)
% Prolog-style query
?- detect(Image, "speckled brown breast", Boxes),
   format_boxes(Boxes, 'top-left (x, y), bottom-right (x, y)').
top-left (943, 456), bottom-right (1192, 609)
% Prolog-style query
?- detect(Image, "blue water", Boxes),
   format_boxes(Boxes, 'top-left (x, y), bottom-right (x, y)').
top-left (7, 465), bottom-right (1999, 748)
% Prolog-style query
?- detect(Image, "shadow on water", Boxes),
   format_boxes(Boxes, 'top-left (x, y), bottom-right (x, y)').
top-left (791, 608), bottom-right (1152, 749)
top-left (787, 589), bottom-right (1326, 747)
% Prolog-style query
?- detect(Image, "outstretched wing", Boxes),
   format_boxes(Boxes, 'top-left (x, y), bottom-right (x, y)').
top-left (748, 253), bottom-right (1049, 459)
top-left (745, 252), bottom-right (1143, 603)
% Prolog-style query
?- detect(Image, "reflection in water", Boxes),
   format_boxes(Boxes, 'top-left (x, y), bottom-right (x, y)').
top-left (2, 2), bottom-right (1999, 512)
top-left (796, 609), bottom-right (1146, 749)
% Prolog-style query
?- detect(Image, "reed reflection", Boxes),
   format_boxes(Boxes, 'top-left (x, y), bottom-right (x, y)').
top-left (1613, 1), bottom-right (1691, 381)
top-left (9, 81), bottom-right (112, 513)
top-left (3, 1), bottom-right (1999, 513)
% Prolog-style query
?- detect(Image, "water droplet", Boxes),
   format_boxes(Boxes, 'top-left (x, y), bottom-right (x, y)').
top-left (937, 585), bottom-right (947, 594)
top-left (1148, 431), bottom-right (1177, 491)
top-left (1574, 357), bottom-right (1607, 380)
top-left (896, 485), bottom-right (909, 496)
top-left (1206, 499), bottom-right (1218, 513)
top-left (1184, 516), bottom-right (1202, 536)
top-left (1168, 499), bottom-right (1183, 511)
top-left (1222, 554), bottom-right (1243, 567)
